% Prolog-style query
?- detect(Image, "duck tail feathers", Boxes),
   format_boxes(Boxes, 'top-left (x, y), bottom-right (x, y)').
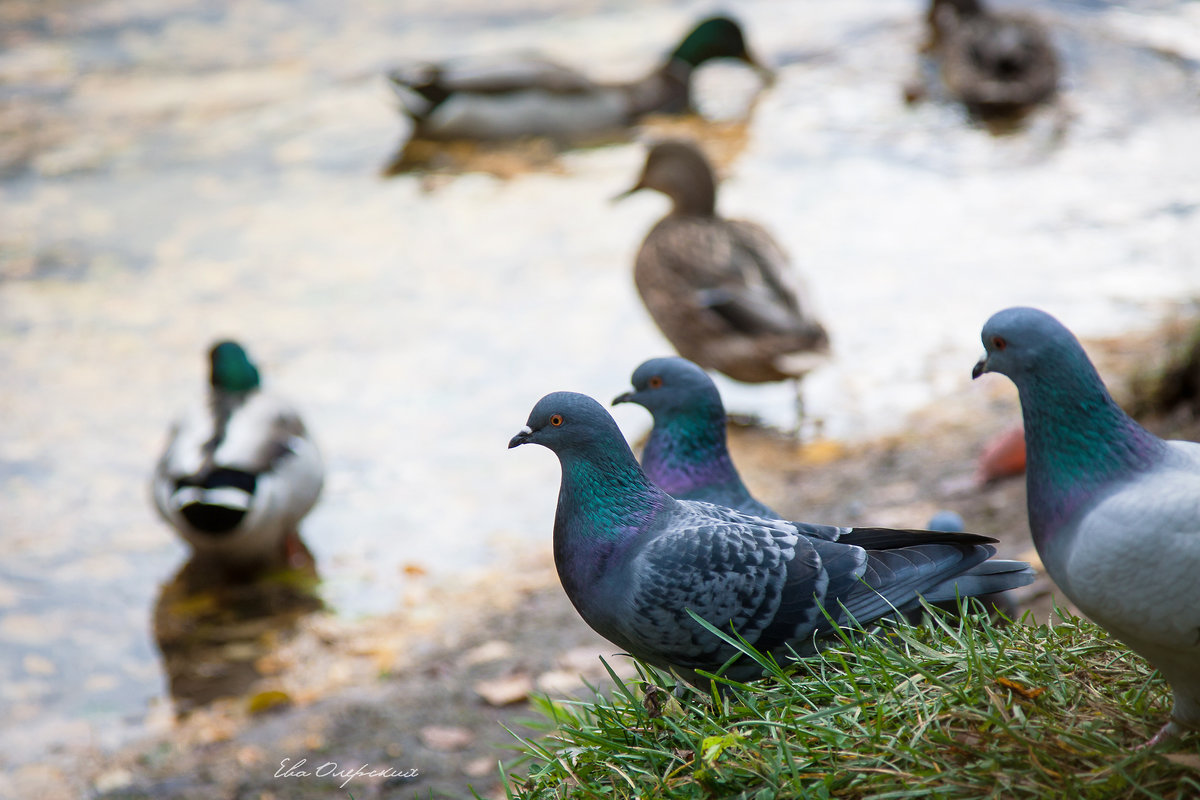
top-left (387, 65), bottom-right (449, 118)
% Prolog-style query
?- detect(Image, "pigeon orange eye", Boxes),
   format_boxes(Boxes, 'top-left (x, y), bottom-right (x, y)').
top-left (992, 336), bottom-right (1007, 351)
top-left (649, 376), bottom-right (663, 389)
top-left (549, 414), bottom-right (564, 427)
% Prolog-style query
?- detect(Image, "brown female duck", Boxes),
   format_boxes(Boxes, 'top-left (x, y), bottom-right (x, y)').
top-left (618, 140), bottom-right (829, 386)
top-left (925, 0), bottom-right (1059, 120)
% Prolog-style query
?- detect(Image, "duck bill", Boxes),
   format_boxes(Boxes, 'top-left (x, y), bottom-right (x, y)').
top-left (611, 182), bottom-right (644, 203)
top-left (745, 54), bottom-right (776, 86)
top-left (971, 354), bottom-right (989, 379)
top-left (508, 426), bottom-right (533, 448)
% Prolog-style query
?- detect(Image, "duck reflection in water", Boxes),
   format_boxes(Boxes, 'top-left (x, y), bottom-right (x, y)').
top-left (150, 340), bottom-right (325, 713)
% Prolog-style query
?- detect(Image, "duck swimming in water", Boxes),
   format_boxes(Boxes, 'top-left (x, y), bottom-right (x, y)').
top-left (924, 0), bottom-right (1059, 120)
top-left (388, 16), bottom-right (772, 143)
top-left (153, 341), bottom-right (324, 577)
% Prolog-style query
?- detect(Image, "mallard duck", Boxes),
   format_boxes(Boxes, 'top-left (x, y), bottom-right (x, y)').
top-left (618, 140), bottom-right (829, 387)
top-left (388, 16), bottom-right (772, 142)
top-left (153, 341), bottom-right (324, 576)
top-left (926, 0), bottom-right (1059, 119)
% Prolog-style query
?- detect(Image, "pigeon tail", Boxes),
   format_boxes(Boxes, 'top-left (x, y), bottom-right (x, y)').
top-left (919, 558), bottom-right (1035, 604)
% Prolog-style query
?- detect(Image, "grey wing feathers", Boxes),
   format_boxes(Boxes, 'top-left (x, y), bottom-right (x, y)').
top-left (837, 542), bottom-right (995, 624)
top-left (625, 521), bottom-right (820, 669)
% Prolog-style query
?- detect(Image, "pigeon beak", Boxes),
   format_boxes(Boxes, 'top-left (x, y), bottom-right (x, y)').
top-left (508, 425), bottom-right (533, 449)
top-left (971, 354), bottom-right (989, 380)
top-left (612, 391), bottom-right (635, 406)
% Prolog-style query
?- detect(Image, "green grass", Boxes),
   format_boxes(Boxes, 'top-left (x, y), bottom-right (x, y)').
top-left (499, 606), bottom-right (1200, 799)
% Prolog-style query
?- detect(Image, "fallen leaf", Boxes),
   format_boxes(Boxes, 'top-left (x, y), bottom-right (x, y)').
top-left (797, 439), bottom-right (845, 466)
top-left (642, 683), bottom-right (668, 719)
top-left (247, 689), bottom-right (292, 715)
top-left (976, 425), bottom-right (1026, 484)
top-left (995, 676), bottom-right (1046, 700)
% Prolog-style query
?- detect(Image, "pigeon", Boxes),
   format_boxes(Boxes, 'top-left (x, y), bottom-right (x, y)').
top-left (617, 140), bottom-right (830, 389)
top-left (973, 306), bottom-right (1200, 744)
top-left (509, 391), bottom-right (1035, 684)
top-left (613, 356), bottom-right (780, 518)
top-left (387, 16), bottom-right (771, 143)
top-left (153, 341), bottom-right (324, 576)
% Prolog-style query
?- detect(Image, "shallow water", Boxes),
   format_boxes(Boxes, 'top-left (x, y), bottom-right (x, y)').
top-left (1, 0), bottom-right (1199, 769)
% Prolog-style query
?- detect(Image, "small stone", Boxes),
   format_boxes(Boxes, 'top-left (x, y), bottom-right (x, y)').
top-left (419, 725), bottom-right (474, 751)
top-left (463, 756), bottom-right (495, 777)
top-left (556, 646), bottom-right (606, 672)
top-left (535, 669), bottom-right (583, 695)
top-left (473, 673), bottom-right (533, 706)
top-left (93, 767), bottom-right (134, 793)
top-left (462, 640), bottom-right (514, 667)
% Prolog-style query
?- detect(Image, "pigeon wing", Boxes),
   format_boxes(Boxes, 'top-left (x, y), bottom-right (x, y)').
top-left (621, 516), bottom-right (825, 670)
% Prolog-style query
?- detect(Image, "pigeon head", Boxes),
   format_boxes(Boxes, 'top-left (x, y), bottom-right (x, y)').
top-left (509, 391), bottom-right (637, 460)
top-left (971, 306), bottom-right (1081, 384)
top-left (510, 392), bottom-right (667, 551)
top-left (971, 306), bottom-right (1166, 538)
top-left (209, 340), bottom-right (261, 394)
top-left (613, 357), bottom-right (724, 420)
top-left (615, 140), bottom-right (717, 216)
top-left (612, 357), bottom-right (763, 510)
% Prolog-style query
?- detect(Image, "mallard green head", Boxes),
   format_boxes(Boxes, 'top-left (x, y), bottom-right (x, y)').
top-left (209, 340), bottom-right (261, 393)
top-left (670, 16), bottom-right (765, 72)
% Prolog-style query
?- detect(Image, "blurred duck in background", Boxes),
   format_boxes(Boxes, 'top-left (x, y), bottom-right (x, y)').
top-left (153, 341), bottom-right (324, 580)
top-left (920, 0), bottom-right (1059, 121)
top-left (617, 140), bottom-right (829, 422)
top-left (387, 15), bottom-right (772, 144)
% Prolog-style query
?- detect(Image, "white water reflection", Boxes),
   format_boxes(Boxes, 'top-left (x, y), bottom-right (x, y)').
top-left (1, 0), bottom-right (1198, 768)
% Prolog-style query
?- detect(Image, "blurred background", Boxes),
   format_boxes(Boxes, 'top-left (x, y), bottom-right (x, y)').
top-left (1, 0), bottom-right (1199, 796)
